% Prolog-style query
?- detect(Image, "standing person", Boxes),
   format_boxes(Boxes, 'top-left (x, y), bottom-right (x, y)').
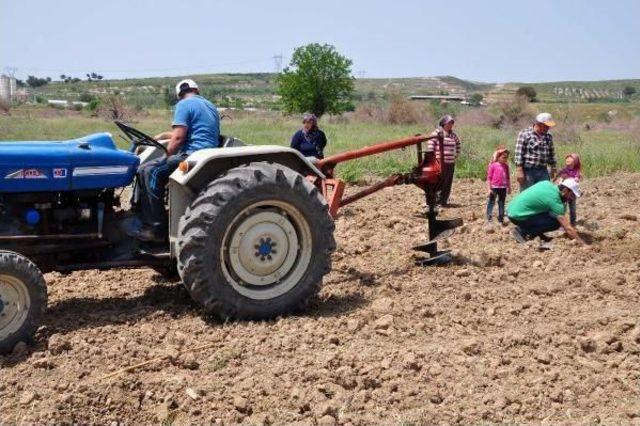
top-left (134, 79), bottom-right (220, 242)
top-left (506, 178), bottom-right (587, 245)
top-left (514, 112), bottom-right (558, 191)
top-left (427, 114), bottom-right (461, 206)
top-left (557, 153), bottom-right (582, 226)
top-left (290, 113), bottom-right (327, 159)
top-left (486, 147), bottom-right (511, 224)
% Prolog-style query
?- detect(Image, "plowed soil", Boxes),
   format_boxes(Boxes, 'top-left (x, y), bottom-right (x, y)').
top-left (2, 174), bottom-right (640, 425)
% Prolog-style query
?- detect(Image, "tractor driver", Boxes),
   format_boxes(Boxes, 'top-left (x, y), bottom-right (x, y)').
top-left (134, 79), bottom-right (220, 242)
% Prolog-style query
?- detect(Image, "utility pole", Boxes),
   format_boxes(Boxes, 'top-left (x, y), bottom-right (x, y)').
top-left (3, 67), bottom-right (17, 77)
top-left (273, 54), bottom-right (283, 73)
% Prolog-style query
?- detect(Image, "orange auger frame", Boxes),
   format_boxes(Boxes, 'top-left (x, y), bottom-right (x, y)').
top-left (307, 134), bottom-right (463, 266)
top-left (308, 135), bottom-right (436, 218)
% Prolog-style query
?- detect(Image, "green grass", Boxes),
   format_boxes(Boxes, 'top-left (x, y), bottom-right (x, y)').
top-left (1, 108), bottom-right (638, 183)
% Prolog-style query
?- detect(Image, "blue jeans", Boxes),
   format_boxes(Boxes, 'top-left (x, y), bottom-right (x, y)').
top-left (486, 188), bottom-right (507, 222)
top-left (520, 166), bottom-right (550, 191)
top-left (509, 212), bottom-right (560, 238)
top-left (137, 154), bottom-right (187, 232)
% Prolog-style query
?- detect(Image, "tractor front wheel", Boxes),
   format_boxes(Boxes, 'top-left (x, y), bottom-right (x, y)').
top-left (0, 251), bottom-right (47, 354)
top-left (177, 162), bottom-right (335, 320)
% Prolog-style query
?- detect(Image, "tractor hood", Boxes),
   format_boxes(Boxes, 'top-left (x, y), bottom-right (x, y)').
top-left (0, 133), bottom-right (139, 193)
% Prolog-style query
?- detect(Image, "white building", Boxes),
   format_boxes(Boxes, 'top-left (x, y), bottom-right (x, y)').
top-left (0, 74), bottom-right (16, 103)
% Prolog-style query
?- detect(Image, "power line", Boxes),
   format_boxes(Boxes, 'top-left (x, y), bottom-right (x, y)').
top-left (7, 57), bottom-right (275, 77)
top-left (3, 67), bottom-right (17, 77)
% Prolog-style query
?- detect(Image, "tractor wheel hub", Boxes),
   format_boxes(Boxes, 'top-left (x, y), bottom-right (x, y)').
top-left (0, 274), bottom-right (31, 339)
top-left (228, 210), bottom-right (299, 286)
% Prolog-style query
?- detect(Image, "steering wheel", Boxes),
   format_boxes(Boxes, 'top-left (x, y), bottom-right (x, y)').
top-left (114, 120), bottom-right (168, 156)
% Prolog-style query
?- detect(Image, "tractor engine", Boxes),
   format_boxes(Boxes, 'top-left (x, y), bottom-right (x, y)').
top-left (0, 190), bottom-right (116, 236)
top-left (0, 190), bottom-right (124, 268)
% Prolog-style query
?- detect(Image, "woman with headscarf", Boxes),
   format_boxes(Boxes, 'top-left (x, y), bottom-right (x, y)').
top-left (290, 113), bottom-right (327, 159)
top-left (427, 114), bottom-right (461, 206)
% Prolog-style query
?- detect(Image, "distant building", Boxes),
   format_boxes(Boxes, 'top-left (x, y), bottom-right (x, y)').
top-left (47, 99), bottom-right (88, 108)
top-left (0, 74), bottom-right (16, 103)
top-left (409, 94), bottom-right (468, 102)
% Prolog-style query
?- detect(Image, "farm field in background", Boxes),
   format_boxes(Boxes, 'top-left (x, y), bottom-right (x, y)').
top-left (1, 103), bottom-right (639, 183)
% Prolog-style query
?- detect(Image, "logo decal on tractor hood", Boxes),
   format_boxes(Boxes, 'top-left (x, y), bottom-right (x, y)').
top-left (5, 169), bottom-right (48, 179)
top-left (53, 168), bottom-right (68, 179)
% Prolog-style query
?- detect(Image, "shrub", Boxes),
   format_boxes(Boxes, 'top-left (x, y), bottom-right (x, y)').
top-left (516, 86), bottom-right (537, 102)
top-left (79, 92), bottom-right (95, 103)
top-left (387, 94), bottom-right (422, 124)
top-left (0, 99), bottom-right (10, 116)
top-left (469, 93), bottom-right (484, 106)
top-left (87, 99), bottom-right (100, 112)
top-left (491, 95), bottom-right (533, 128)
top-left (96, 95), bottom-right (133, 121)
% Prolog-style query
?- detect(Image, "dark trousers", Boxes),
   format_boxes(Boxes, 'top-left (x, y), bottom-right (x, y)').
top-left (520, 166), bottom-right (550, 191)
top-left (137, 154), bottom-right (185, 233)
top-left (509, 212), bottom-right (560, 238)
top-left (486, 188), bottom-right (507, 222)
top-left (566, 199), bottom-right (577, 226)
top-left (438, 163), bottom-right (455, 205)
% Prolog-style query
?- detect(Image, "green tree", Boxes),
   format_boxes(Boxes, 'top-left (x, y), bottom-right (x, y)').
top-left (277, 43), bottom-right (354, 117)
top-left (26, 75), bottom-right (50, 88)
top-left (516, 86), bottom-right (537, 102)
top-left (623, 86), bottom-right (636, 97)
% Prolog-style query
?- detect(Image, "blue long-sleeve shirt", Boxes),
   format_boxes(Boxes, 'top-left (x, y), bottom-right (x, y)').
top-left (290, 129), bottom-right (327, 159)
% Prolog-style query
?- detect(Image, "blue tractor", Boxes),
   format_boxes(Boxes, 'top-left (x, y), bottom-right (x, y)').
top-left (0, 122), bottom-right (335, 353)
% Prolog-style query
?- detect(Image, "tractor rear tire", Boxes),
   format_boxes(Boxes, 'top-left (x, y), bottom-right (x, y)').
top-left (177, 162), bottom-right (335, 320)
top-left (0, 251), bottom-right (47, 354)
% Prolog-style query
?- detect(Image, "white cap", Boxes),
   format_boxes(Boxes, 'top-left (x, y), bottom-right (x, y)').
top-left (561, 178), bottom-right (581, 198)
top-left (535, 112), bottom-right (556, 127)
top-left (175, 79), bottom-right (198, 98)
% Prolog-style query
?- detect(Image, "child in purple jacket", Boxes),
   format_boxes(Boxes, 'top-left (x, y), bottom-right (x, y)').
top-left (486, 148), bottom-right (511, 224)
top-left (557, 153), bottom-right (582, 226)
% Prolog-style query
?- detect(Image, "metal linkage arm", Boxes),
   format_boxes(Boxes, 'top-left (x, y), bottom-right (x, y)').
top-left (317, 135), bottom-right (428, 177)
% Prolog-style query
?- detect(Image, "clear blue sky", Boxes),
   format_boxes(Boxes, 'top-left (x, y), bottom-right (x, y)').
top-left (2, 0), bottom-right (639, 82)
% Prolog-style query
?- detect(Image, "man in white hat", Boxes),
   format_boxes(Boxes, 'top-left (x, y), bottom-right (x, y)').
top-left (134, 79), bottom-right (220, 242)
top-left (514, 112), bottom-right (558, 191)
top-left (506, 178), bottom-right (587, 245)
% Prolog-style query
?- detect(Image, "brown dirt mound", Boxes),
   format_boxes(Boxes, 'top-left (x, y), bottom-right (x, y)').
top-left (1, 174), bottom-right (639, 425)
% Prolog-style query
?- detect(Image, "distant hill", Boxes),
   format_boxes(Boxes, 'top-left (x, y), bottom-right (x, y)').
top-left (27, 73), bottom-right (640, 109)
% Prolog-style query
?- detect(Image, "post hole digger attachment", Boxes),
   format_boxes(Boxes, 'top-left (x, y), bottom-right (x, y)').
top-left (311, 132), bottom-right (463, 265)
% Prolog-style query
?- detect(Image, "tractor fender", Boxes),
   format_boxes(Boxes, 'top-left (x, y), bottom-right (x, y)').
top-left (167, 146), bottom-right (325, 254)
top-left (171, 145), bottom-right (324, 189)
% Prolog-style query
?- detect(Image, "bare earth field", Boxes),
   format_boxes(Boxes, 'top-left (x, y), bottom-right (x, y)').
top-left (1, 174), bottom-right (640, 425)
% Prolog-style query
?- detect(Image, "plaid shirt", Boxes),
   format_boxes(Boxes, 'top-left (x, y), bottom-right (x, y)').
top-left (514, 127), bottom-right (557, 168)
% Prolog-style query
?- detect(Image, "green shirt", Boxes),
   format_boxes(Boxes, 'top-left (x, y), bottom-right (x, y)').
top-left (507, 180), bottom-right (566, 220)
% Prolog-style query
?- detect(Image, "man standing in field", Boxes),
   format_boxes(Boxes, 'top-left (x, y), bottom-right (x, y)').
top-left (134, 79), bottom-right (220, 242)
top-left (515, 112), bottom-right (558, 191)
